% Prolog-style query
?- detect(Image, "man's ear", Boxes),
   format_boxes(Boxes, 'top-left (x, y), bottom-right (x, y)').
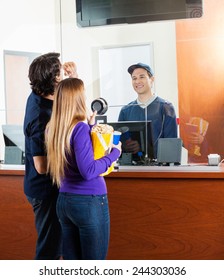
top-left (56, 75), bottom-right (61, 83)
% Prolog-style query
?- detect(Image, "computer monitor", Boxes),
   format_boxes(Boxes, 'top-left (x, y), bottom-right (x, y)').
top-left (107, 121), bottom-right (154, 165)
top-left (2, 125), bottom-right (25, 164)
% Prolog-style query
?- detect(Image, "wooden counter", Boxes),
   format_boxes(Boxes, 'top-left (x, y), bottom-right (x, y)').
top-left (1, 165), bottom-right (224, 260)
top-left (0, 166), bottom-right (36, 260)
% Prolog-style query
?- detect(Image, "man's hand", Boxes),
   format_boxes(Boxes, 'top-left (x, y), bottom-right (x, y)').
top-left (124, 139), bottom-right (140, 154)
top-left (188, 132), bottom-right (204, 145)
top-left (63, 62), bottom-right (78, 78)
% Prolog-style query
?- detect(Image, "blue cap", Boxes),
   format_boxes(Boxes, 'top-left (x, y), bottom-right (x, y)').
top-left (128, 63), bottom-right (154, 76)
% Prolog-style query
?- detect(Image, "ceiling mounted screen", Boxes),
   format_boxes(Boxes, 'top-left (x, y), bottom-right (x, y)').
top-left (76, 0), bottom-right (203, 27)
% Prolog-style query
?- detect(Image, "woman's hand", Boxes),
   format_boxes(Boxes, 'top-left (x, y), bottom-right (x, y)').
top-left (112, 141), bottom-right (122, 156)
top-left (88, 110), bottom-right (97, 126)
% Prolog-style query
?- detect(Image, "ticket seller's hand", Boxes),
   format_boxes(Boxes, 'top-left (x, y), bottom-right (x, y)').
top-left (125, 139), bottom-right (140, 154)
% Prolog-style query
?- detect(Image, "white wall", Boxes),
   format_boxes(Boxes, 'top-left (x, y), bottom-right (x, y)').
top-left (0, 0), bottom-right (61, 161)
top-left (0, 0), bottom-right (61, 113)
top-left (60, 0), bottom-right (179, 115)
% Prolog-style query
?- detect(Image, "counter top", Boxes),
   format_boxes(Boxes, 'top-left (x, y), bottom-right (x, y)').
top-left (0, 164), bottom-right (25, 175)
top-left (117, 164), bottom-right (222, 172)
top-left (1, 163), bottom-right (224, 178)
top-left (0, 164), bottom-right (25, 170)
top-left (110, 164), bottom-right (224, 179)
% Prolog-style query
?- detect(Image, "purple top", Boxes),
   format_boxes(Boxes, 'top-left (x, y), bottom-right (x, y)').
top-left (60, 122), bottom-right (120, 195)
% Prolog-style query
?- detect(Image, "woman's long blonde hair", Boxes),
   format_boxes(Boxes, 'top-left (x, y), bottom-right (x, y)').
top-left (46, 78), bottom-right (87, 186)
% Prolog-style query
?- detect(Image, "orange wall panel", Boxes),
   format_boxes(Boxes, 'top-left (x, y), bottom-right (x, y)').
top-left (176, 0), bottom-right (224, 162)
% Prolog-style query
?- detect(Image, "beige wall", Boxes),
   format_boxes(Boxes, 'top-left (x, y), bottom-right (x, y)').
top-left (0, 0), bottom-right (61, 116)
top-left (0, 0), bottom-right (61, 160)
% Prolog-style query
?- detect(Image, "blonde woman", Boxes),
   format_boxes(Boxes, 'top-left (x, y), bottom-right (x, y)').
top-left (46, 78), bottom-right (121, 260)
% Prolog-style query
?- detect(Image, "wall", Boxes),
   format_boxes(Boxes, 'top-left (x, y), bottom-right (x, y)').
top-left (0, 0), bottom-right (61, 160)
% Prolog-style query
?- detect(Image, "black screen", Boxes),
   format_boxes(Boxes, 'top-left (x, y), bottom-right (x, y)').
top-left (107, 120), bottom-right (154, 165)
top-left (2, 125), bottom-right (25, 151)
top-left (76, 0), bottom-right (203, 27)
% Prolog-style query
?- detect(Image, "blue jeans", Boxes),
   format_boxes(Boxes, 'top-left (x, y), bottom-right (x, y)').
top-left (56, 192), bottom-right (110, 260)
top-left (27, 193), bottom-right (62, 260)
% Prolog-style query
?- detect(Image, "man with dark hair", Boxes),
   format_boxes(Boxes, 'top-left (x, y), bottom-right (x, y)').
top-left (118, 62), bottom-right (177, 158)
top-left (23, 52), bottom-right (77, 259)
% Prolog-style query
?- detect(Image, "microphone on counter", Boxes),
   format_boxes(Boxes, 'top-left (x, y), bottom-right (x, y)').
top-left (91, 98), bottom-right (146, 115)
top-left (91, 98), bottom-right (108, 115)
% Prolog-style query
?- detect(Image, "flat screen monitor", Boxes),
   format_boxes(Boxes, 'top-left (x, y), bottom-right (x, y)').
top-left (76, 0), bottom-right (203, 27)
top-left (107, 121), bottom-right (154, 165)
top-left (2, 125), bottom-right (25, 164)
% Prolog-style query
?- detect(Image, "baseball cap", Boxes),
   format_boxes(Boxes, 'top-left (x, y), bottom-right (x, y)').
top-left (127, 63), bottom-right (154, 76)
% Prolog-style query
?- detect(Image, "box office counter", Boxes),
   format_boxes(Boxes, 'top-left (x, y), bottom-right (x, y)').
top-left (1, 164), bottom-right (224, 259)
